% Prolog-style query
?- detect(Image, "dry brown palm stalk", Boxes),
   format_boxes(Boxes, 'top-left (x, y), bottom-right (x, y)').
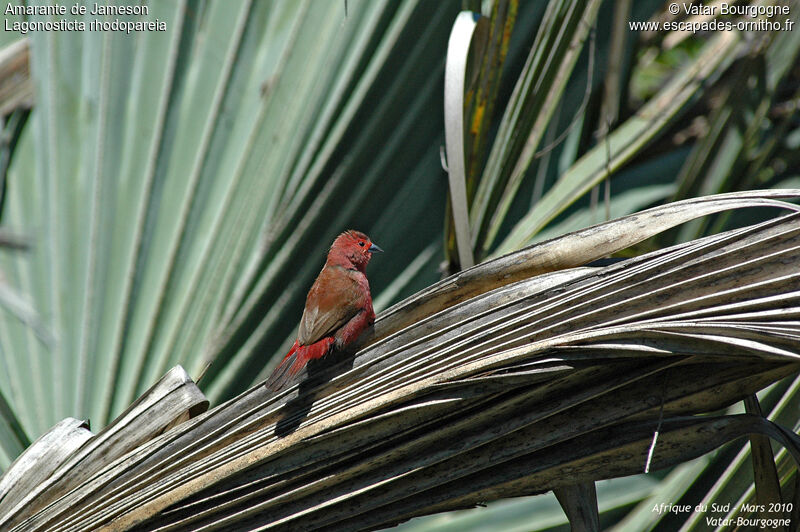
top-left (1, 191), bottom-right (800, 531)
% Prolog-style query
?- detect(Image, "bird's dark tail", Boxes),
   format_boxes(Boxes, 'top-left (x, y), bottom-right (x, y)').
top-left (264, 338), bottom-right (334, 392)
top-left (264, 340), bottom-right (299, 392)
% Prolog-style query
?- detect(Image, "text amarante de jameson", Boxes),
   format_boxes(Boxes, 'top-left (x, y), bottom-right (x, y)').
top-left (4, 3), bottom-right (149, 15)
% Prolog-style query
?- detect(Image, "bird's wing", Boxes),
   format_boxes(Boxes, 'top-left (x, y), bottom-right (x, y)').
top-left (298, 266), bottom-right (365, 346)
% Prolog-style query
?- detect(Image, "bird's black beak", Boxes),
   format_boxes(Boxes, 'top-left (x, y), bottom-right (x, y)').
top-left (368, 243), bottom-right (383, 253)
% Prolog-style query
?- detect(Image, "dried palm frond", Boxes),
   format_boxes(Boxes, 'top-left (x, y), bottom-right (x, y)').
top-left (2, 191), bottom-right (799, 531)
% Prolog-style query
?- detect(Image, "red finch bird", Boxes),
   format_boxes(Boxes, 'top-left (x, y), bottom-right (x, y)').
top-left (266, 230), bottom-right (382, 391)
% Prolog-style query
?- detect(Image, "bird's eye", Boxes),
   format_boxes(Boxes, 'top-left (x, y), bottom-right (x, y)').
top-left (358, 241), bottom-right (365, 247)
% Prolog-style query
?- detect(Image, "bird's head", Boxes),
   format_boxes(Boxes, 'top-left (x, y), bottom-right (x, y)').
top-left (328, 230), bottom-right (383, 271)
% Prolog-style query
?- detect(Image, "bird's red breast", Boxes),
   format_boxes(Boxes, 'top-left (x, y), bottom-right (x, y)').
top-left (298, 265), bottom-right (368, 346)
